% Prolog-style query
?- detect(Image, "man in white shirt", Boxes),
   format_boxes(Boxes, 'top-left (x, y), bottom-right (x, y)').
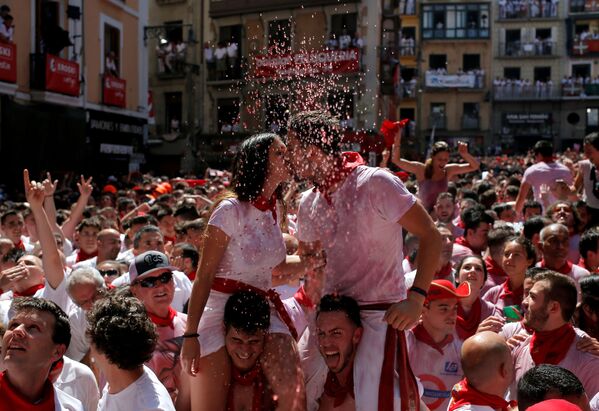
top-left (0, 14), bottom-right (13, 43)
top-left (88, 294), bottom-right (175, 411)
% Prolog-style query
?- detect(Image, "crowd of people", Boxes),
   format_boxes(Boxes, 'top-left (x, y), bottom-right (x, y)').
top-left (493, 78), bottom-right (557, 99)
top-left (204, 39), bottom-right (239, 81)
top-left (498, 0), bottom-right (558, 19)
top-left (3, 110), bottom-right (599, 411)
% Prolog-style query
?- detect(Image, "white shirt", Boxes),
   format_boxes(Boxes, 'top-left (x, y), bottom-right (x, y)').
top-left (226, 43), bottom-right (238, 58)
top-left (55, 356), bottom-right (100, 411)
top-left (97, 366), bottom-right (175, 411)
top-left (0, 23), bottom-right (13, 42)
top-left (214, 47), bottom-right (227, 59)
top-left (591, 391), bottom-right (599, 411)
top-left (55, 386), bottom-right (85, 411)
top-left (65, 306), bottom-right (89, 362)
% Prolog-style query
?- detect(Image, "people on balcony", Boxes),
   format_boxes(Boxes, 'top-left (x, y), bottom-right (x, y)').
top-left (226, 39), bottom-right (238, 77)
top-left (499, 0), bottom-right (558, 18)
top-left (105, 52), bottom-right (119, 77)
top-left (561, 75), bottom-right (599, 97)
top-left (214, 42), bottom-right (227, 80)
top-left (204, 42), bottom-right (215, 80)
top-left (0, 13), bottom-right (13, 44)
top-left (400, 36), bottom-right (415, 56)
top-left (494, 77), bottom-right (557, 98)
top-left (338, 30), bottom-right (352, 50)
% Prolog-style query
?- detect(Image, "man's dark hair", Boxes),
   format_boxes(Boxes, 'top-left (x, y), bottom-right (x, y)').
top-left (505, 185), bottom-right (520, 199)
top-left (11, 297), bottom-right (71, 348)
top-left (533, 272), bottom-right (577, 322)
top-left (174, 242), bottom-right (200, 267)
top-left (154, 206), bottom-right (174, 221)
top-left (579, 228), bottom-right (599, 261)
top-left (0, 209), bottom-right (19, 225)
top-left (459, 189), bottom-right (478, 202)
top-left (2, 247), bottom-right (24, 264)
top-left (182, 218), bottom-right (206, 233)
top-left (487, 227), bottom-right (516, 254)
top-left (491, 203), bottom-right (513, 219)
top-left (517, 365), bottom-right (585, 411)
top-left (523, 200), bottom-right (543, 216)
top-left (117, 198), bottom-right (136, 214)
top-left (224, 291), bottom-right (270, 334)
top-left (478, 189), bottom-right (497, 210)
top-left (525, 266), bottom-right (550, 280)
top-left (461, 206), bottom-right (494, 234)
top-left (0, 5), bottom-right (10, 12)
top-left (533, 140), bottom-right (553, 158)
top-left (173, 204), bottom-right (200, 221)
top-left (133, 225), bottom-right (163, 249)
top-left (123, 214), bottom-right (158, 230)
top-left (76, 217), bottom-right (102, 233)
top-left (288, 110), bottom-right (342, 155)
top-left (580, 276), bottom-right (599, 318)
top-left (584, 132), bottom-right (599, 151)
top-left (522, 216), bottom-right (551, 241)
top-left (86, 295), bottom-right (157, 370)
top-left (317, 294), bottom-right (362, 328)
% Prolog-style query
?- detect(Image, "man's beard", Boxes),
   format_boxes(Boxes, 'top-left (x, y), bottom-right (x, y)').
top-left (526, 303), bottom-right (550, 331)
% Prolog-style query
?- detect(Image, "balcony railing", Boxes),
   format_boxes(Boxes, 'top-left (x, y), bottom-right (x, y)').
top-left (493, 84), bottom-right (561, 100)
top-left (462, 115), bottom-right (480, 129)
top-left (499, 41), bottom-right (557, 57)
top-left (30, 53), bottom-right (80, 97)
top-left (400, 82), bottom-right (417, 98)
top-left (209, 0), bottom-right (359, 17)
top-left (430, 114), bottom-right (446, 129)
top-left (498, 0), bottom-right (559, 19)
top-left (399, 44), bottom-right (416, 56)
top-left (570, 0), bottom-right (599, 12)
top-left (425, 71), bottom-right (485, 89)
top-left (571, 39), bottom-right (599, 56)
top-left (562, 83), bottom-right (599, 97)
top-left (398, 0), bottom-right (416, 15)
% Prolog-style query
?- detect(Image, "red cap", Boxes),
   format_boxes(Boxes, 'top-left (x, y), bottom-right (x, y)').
top-left (527, 400), bottom-right (582, 411)
top-left (102, 184), bottom-right (117, 194)
top-left (426, 280), bottom-right (470, 303)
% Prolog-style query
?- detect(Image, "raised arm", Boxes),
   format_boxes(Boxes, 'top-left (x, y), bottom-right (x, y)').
top-left (42, 172), bottom-right (66, 244)
top-left (390, 127), bottom-right (426, 178)
top-left (24, 170), bottom-right (64, 290)
top-left (61, 175), bottom-right (93, 240)
top-left (446, 142), bottom-right (480, 179)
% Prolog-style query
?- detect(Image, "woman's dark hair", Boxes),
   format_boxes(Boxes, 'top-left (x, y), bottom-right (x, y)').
top-left (424, 141), bottom-right (450, 179)
top-left (456, 255), bottom-right (488, 282)
top-left (504, 236), bottom-right (536, 265)
top-left (231, 133), bottom-right (279, 202)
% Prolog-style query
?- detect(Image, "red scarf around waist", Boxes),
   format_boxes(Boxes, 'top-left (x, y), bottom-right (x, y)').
top-left (539, 259), bottom-right (572, 275)
top-left (485, 256), bottom-right (507, 281)
top-left (412, 323), bottom-right (454, 355)
top-left (75, 249), bottom-right (98, 263)
top-left (251, 194), bottom-right (277, 224)
top-left (530, 323), bottom-right (576, 365)
top-left (13, 283), bottom-right (45, 298)
top-left (360, 303), bottom-right (420, 411)
top-left (457, 298), bottom-right (482, 340)
top-left (147, 306), bottom-right (177, 329)
top-left (314, 152), bottom-right (365, 204)
top-left (227, 362), bottom-right (266, 411)
top-left (448, 378), bottom-right (515, 411)
top-left (0, 371), bottom-right (55, 411)
top-left (499, 280), bottom-right (524, 307)
top-left (324, 366), bottom-right (355, 408)
top-left (211, 277), bottom-right (298, 340)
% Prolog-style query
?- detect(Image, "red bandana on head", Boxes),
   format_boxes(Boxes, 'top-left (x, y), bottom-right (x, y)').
top-left (324, 367), bottom-right (355, 408)
top-left (539, 259), bottom-right (572, 275)
top-left (147, 306), bottom-right (177, 329)
top-left (0, 371), bottom-right (55, 411)
top-left (530, 323), bottom-right (576, 365)
top-left (13, 283), bottom-right (44, 298)
top-left (456, 299), bottom-right (482, 340)
top-left (314, 152), bottom-right (366, 204)
top-left (226, 362), bottom-right (267, 411)
top-left (412, 323), bottom-right (454, 355)
top-left (251, 194), bottom-right (277, 224)
top-left (448, 378), bottom-right (516, 411)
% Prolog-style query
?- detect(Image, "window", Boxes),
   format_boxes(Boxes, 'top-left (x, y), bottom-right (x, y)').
top-left (268, 20), bottom-right (291, 52)
top-left (536, 28), bottom-right (551, 40)
top-left (422, 4), bottom-right (489, 39)
top-left (572, 64), bottom-right (591, 78)
top-left (463, 54), bottom-right (480, 71)
top-left (463, 103), bottom-right (479, 129)
top-left (104, 23), bottom-right (121, 76)
top-left (588, 108), bottom-right (599, 128)
top-left (534, 66), bottom-right (551, 82)
top-left (429, 54), bottom-right (447, 70)
top-left (217, 98), bottom-right (240, 133)
top-left (331, 13), bottom-right (358, 38)
top-left (430, 103), bottom-right (446, 128)
top-left (504, 67), bottom-right (521, 79)
top-left (164, 92), bottom-right (182, 133)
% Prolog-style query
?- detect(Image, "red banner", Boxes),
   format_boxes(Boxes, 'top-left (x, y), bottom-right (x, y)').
top-left (572, 39), bottom-right (599, 55)
top-left (254, 48), bottom-right (360, 79)
top-left (0, 43), bottom-right (16, 83)
top-left (45, 54), bottom-right (80, 96)
top-left (103, 75), bottom-right (126, 108)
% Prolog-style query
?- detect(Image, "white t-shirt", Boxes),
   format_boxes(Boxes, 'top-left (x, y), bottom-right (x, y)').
top-left (55, 356), bottom-right (100, 411)
top-left (580, 159), bottom-right (599, 209)
top-left (97, 366), bottom-right (175, 411)
top-left (65, 306), bottom-right (89, 362)
top-left (55, 386), bottom-right (85, 410)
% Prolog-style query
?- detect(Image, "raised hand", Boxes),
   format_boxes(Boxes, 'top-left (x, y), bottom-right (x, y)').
top-left (457, 141), bottom-right (469, 156)
top-left (23, 169), bottom-right (46, 208)
top-left (77, 175), bottom-right (93, 197)
top-left (0, 263), bottom-right (29, 291)
top-left (42, 172), bottom-right (58, 197)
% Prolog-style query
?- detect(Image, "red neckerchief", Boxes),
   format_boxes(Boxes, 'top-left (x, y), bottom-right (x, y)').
top-left (577, 257), bottom-right (597, 273)
top-left (455, 236), bottom-right (479, 254)
top-left (499, 280), bottom-right (524, 307)
top-left (323, 366), bottom-right (355, 408)
top-left (13, 283), bottom-right (44, 298)
top-left (227, 362), bottom-right (265, 411)
top-left (147, 306), bottom-right (177, 329)
top-left (251, 194), bottom-right (277, 224)
top-left (485, 256), bottom-right (508, 281)
top-left (530, 323), bottom-right (576, 365)
top-left (0, 371), bottom-right (55, 411)
top-left (412, 323), bottom-right (454, 355)
top-left (294, 285), bottom-right (315, 309)
top-left (314, 152), bottom-right (365, 204)
top-left (435, 263), bottom-right (453, 280)
top-left (540, 259), bottom-right (572, 275)
top-left (186, 271), bottom-right (196, 281)
top-left (14, 240), bottom-right (25, 251)
top-left (456, 299), bottom-right (482, 340)
top-left (75, 249), bottom-right (98, 263)
top-left (163, 235), bottom-right (176, 244)
top-left (448, 378), bottom-right (516, 411)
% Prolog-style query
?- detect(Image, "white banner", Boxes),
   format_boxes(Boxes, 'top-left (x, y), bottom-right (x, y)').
top-left (425, 72), bottom-right (476, 88)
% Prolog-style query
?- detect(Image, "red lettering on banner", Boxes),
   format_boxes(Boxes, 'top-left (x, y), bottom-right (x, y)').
top-left (45, 54), bottom-right (80, 96)
top-left (0, 43), bottom-right (16, 83)
top-left (103, 75), bottom-right (127, 108)
top-left (254, 48), bottom-right (360, 79)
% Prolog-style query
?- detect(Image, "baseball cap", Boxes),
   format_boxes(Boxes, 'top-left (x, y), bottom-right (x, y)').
top-left (129, 251), bottom-right (177, 283)
top-left (426, 279), bottom-right (471, 304)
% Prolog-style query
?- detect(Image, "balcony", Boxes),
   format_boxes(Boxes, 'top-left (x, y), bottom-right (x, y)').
top-left (462, 115), bottom-right (480, 129)
top-left (498, 0), bottom-right (559, 19)
top-left (400, 82), bottom-right (417, 98)
top-left (398, 0), bottom-right (416, 15)
top-left (399, 43), bottom-right (417, 57)
top-left (209, 0), bottom-right (359, 18)
top-left (571, 39), bottom-right (599, 56)
top-left (422, 27), bottom-right (490, 40)
top-left (102, 75), bottom-right (127, 108)
top-left (570, 0), bottom-right (599, 13)
top-left (425, 71), bottom-right (485, 89)
top-left (430, 114), bottom-right (446, 129)
top-left (30, 53), bottom-right (80, 97)
top-left (562, 83), bottom-right (599, 97)
top-left (156, 43), bottom-right (188, 79)
top-left (493, 84), bottom-right (561, 100)
top-left (498, 41), bottom-right (557, 57)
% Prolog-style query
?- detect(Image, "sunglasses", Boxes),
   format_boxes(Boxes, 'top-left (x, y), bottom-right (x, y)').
top-left (135, 271), bottom-right (173, 288)
top-left (99, 269), bottom-right (119, 277)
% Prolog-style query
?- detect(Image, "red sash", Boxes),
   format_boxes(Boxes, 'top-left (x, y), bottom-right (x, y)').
top-left (227, 362), bottom-right (266, 411)
top-left (456, 299), bottom-right (482, 340)
top-left (251, 195), bottom-right (278, 224)
top-left (411, 323), bottom-right (454, 355)
top-left (147, 306), bottom-right (177, 329)
top-left (0, 371), bottom-right (55, 411)
top-left (539, 259), bottom-right (572, 275)
top-left (13, 283), bottom-right (44, 298)
top-left (530, 323), bottom-right (576, 365)
top-left (360, 303), bottom-right (420, 411)
top-left (211, 277), bottom-right (298, 340)
top-left (314, 152), bottom-right (365, 204)
top-left (324, 366), bottom-right (355, 408)
top-left (448, 378), bottom-right (516, 411)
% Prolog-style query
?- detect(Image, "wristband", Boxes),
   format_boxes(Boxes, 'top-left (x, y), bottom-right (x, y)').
top-left (408, 286), bottom-right (428, 298)
top-left (181, 332), bottom-right (199, 339)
